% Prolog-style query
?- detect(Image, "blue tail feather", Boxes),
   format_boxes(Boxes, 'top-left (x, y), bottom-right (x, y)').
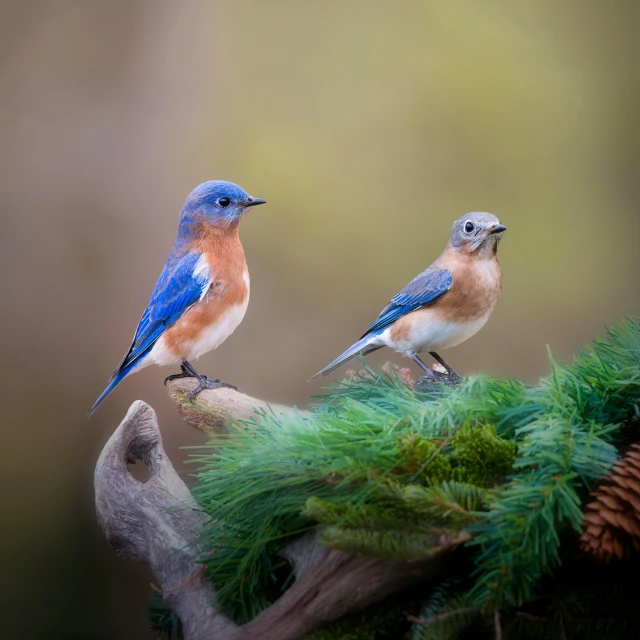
top-left (89, 361), bottom-right (139, 417)
top-left (310, 332), bottom-right (383, 380)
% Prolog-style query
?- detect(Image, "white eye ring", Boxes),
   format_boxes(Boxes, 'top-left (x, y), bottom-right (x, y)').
top-left (464, 220), bottom-right (475, 234)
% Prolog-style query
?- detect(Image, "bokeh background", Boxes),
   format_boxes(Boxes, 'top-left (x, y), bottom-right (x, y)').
top-left (1, 1), bottom-right (639, 637)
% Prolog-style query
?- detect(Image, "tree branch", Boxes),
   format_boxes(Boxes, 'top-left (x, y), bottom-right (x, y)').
top-left (95, 392), bottom-right (467, 639)
top-left (165, 378), bottom-right (309, 433)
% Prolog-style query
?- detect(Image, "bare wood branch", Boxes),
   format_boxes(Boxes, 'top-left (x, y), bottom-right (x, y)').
top-left (96, 400), bottom-right (466, 640)
top-left (165, 378), bottom-right (309, 433)
top-left (237, 530), bottom-right (466, 640)
top-left (494, 610), bottom-right (503, 640)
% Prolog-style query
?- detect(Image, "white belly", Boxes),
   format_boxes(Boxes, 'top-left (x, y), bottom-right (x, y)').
top-left (187, 298), bottom-right (249, 360)
top-left (146, 297), bottom-right (250, 366)
top-left (380, 309), bottom-right (490, 355)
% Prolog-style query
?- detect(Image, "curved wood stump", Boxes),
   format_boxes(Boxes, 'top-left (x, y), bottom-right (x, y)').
top-left (94, 380), bottom-right (468, 639)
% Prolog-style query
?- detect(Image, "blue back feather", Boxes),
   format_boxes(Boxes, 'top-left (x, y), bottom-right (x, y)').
top-left (128, 251), bottom-right (208, 366)
top-left (361, 267), bottom-right (452, 337)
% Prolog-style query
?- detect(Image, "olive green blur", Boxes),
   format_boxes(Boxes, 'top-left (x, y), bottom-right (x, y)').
top-left (1, 1), bottom-right (638, 638)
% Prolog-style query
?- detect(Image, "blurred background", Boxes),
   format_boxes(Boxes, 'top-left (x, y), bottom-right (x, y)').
top-left (1, 0), bottom-right (639, 637)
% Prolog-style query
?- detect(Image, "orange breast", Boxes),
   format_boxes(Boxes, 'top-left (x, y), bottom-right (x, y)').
top-left (431, 249), bottom-right (503, 323)
top-left (161, 225), bottom-right (249, 359)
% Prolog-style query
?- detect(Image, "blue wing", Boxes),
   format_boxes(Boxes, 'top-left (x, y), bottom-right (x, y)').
top-left (361, 267), bottom-right (453, 337)
top-left (124, 251), bottom-right (209, 369)
top-left (89, 251), bottom-right (209, 415)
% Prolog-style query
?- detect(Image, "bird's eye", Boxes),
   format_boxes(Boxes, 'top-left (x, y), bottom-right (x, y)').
top-left (464, 221), bottom-right (475, 233)
top-left (218, 197), bottom-right (231, 208)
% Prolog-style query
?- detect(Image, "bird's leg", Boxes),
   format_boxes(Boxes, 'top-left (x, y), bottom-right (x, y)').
top-left (180, 360), bottom-right (238, 399)
top-left (164, 363), bottom-right (194, 386)
top-left (411, 354), bottom-right (438, 378)
top-left (429, 351), bottom-right (462, 381)
top-left (411, 355), bottom-right (445, 393)
top-left (412, 354), bottom-right (459, 394)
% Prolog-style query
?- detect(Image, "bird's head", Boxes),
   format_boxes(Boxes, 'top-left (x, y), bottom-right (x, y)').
top-left (180, 180), bottom-right (266, 228)
top-left (449, 212), bottom-right (507, 257)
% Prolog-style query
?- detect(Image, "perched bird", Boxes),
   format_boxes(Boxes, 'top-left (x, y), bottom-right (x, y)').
top-left (90, 180), bottom-right (266, 415)
top-left (312, 212), bottom-right (506, 381)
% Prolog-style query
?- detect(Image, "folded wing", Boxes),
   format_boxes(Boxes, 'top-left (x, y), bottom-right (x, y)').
top-left (89, 252), bottom-right (210, 414)
top-left (361, 267), bottom-right (453, 337)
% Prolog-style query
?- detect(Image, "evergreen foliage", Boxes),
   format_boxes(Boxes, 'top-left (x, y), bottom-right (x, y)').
top-left (410, 580), bottom-right (480, 640)
top-left (186, 318), bottom-right (640, 635)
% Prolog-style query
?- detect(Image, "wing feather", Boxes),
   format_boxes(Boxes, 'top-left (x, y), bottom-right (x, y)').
top-left (361, 267), bottom-right (452, 337)
top-left (116, 252), bottom-right (210, 374)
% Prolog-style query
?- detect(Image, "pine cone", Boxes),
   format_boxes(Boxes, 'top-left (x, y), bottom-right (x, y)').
top-left (580, 443), bottom-right (640, 561)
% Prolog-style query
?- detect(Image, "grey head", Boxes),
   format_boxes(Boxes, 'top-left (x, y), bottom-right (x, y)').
top-left (449, 212), bottom-right (507, 257)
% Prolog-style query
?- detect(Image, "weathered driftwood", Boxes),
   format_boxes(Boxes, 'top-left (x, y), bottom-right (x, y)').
top-left (94, 401), bottom-right (235, 640)
top-left (95, 382), bottom-right (468, 640)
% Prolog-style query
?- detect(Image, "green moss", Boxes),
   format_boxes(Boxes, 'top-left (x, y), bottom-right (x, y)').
top-left (394, 423), bottom-right (516, 487)
top-left (396, 432), bottom-right (454, 481)
top-left (450, 423), bottom-right (516, 485)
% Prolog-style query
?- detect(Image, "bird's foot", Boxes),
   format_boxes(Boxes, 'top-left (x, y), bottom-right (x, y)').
top-left (164, 361), bottom-right (237, 397)
top-left (427, 352), bottom-right (462, 382)
top-left (164, 371), bottom-right (194, 385)
top-left (415, 370), bottom-right (462, 394)
top-left (440, 369), bottom-right (462, 385)
top-left (188, 377), bottom-right (237, 399)
top-left (164, 363), bottom-right (196, 386)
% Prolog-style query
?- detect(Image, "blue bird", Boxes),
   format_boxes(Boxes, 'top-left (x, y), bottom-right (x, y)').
top-left (90, 180), bottom-right (266, 415)
top-left (312, 213), bottom-right (507, 380)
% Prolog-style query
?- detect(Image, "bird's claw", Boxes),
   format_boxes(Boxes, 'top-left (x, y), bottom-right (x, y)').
top-left (414, 371), bottom-right (462, 395)
top-left (439, 370), bottom-right (462, 385)
top-left (164, 363), bottom-right (198, 386)
top-left (164, 371), bottom-right (194, 385)
top-left (188, 378), bottom-right (238, 399)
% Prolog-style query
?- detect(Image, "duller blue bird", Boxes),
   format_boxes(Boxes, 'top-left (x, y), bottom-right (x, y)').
top-left (90, 180), bottom-right (266, 416)
top-left (312, 213), bottom-right (507, 381)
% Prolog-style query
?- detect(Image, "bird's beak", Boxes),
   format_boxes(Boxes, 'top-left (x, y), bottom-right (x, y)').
top-left (244, 197), bottom-right (267, 208)
top-left (488, 224), bottom-right (507, 235)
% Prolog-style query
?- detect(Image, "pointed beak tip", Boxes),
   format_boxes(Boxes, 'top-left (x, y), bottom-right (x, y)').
top-left (491, 224), bottom-right (507, 234)
top-left (245, 197), bottom-right (267, 208)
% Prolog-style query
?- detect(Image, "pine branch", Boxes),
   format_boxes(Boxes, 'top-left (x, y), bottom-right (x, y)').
top-left (407, 607), bottom-right (480, 625)
top-left (187, 318), bottom-right (640, 617)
